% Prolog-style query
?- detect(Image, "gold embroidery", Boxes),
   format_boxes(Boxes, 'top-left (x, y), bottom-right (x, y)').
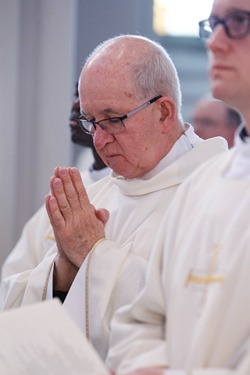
top-left (46, 231), bottom-right (55, 241)
top-left (186, 243), bottom-right (225, 286)
top-left (42, 262), bottom-right (54, 300)
top-left (186, 274), bottom-right (225, 284)
top-left (85, 238), bottom-right (106, 340)
top-left (209, 243), bottom-right (220, 275)
top-left (85, 249), bottom-right (94, 340)
top-left (186, 243), bottom-right (225, 309)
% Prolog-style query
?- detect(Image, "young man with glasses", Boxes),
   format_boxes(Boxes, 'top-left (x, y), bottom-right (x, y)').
top-left (1, 35), bottom-right (227, 362)
top-left (106, 1), bottom-right (250, 374)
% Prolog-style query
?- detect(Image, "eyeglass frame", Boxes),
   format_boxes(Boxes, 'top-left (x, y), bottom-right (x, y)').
top-left (199, 10), bottom-right (250, 41)
top-left (76, 95), bottom-right (162, 135)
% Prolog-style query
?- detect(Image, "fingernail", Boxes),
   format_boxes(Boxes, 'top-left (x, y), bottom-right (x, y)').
top-left (71, 167), bottom-right (78, 174)
top-left (60, 168), bottom-right (67, 176)
top-left (54, 178), bottom-right (62, 187)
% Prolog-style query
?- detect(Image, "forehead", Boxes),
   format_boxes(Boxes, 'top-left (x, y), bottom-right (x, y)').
top-left (80, 64), bottom-right (134, 98)
top-left (212, 0), bottom-right (250, 14)
top-left (79, 72), bottom-right (138, 116)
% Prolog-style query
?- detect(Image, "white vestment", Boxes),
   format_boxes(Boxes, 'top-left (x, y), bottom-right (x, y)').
top-left (0, 133), bottom-right (227, 361)
top-left (107, 137), bottom-right (250, 374)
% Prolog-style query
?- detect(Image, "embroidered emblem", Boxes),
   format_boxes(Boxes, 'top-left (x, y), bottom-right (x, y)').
top-left (186, 243), bottom-right (225, 286)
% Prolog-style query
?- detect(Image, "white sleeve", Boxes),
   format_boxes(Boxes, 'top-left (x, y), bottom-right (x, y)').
top-left (0, 253), bottom-right (56, 310)
top-left (1, 204), bottom-right (54, 280)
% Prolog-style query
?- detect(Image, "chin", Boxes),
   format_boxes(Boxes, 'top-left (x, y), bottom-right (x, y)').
top-left (211, 81), bottom-right (227, 102)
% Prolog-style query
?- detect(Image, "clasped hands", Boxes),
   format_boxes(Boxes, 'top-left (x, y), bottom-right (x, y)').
top-left (45, 167), bottom-right (109, 290)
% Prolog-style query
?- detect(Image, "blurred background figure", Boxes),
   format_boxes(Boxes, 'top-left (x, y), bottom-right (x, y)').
top-left (69, 83), bottom-right (110, 184)
top-left (191, 94), bottom-right (242, 148)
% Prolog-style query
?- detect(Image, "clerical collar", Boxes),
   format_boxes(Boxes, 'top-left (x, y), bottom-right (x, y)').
top-left (224, 124), bottom-right (250, 180)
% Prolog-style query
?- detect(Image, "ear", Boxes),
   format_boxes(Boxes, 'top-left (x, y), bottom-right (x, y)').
top-left (158, 97), bottom-right (177, 133)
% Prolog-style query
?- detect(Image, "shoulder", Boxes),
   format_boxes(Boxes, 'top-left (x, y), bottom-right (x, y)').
top-left (173, 148), bottom-right (235, 205)
top-left (188, 146), bottom-right (234, 182)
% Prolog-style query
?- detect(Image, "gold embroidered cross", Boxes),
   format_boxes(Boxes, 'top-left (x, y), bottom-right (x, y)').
top-left (185, 243), bottom-right (225, 286)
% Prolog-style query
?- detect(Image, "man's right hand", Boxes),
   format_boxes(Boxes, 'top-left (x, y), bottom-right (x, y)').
top-left (45, 166), bottom-right (109, 290)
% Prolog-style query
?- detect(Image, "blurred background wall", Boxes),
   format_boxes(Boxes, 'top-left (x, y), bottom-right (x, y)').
top-left (0, 0), bottom-right (210, 268)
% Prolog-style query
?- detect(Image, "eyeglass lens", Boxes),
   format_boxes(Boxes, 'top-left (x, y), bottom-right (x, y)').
top-left (200, 12), bottom-right (250, 40)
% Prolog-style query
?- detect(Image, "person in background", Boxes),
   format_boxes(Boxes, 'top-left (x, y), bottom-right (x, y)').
top-left (191, 94), bottom-right (241, 148)
top-left (1, 35), bottom-right (227, 362)
top-left (106, 0), bottom-right (250, 374)
top-left (0, 86), bottom-right (109, 280)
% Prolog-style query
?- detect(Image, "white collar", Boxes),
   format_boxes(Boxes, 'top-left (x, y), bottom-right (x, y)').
top-left (225, 125), bottom-right (250, 180)
top-left (141, 123), bottom-right (203, 180)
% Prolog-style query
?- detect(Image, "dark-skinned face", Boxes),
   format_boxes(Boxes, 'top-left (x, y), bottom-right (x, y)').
top-left (69, 92), bottom-right (107, 170)
top-left (69, 96), bottom-right (94, 148)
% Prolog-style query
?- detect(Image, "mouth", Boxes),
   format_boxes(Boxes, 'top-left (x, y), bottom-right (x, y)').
top-left (69, 121), bottom-right (78, 127)
top-left (211, 64), bottom-right (233, 72)
top-left (105, 153), bottom-right (124, 163)
top-left (106, 153), bottom-right (118, 159)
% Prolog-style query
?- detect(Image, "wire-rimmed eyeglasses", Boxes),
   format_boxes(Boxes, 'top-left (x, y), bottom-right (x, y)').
top-left (199, 10), bottom-right (250, 41)
top-left (76, 95), bottom-right (162, 135)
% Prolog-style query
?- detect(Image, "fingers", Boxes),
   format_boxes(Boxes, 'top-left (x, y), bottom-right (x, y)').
top-left (49, 167), bottom-right (90, 220)
top-left (50, 174), bottom-right (72, 220)
top-left (45, 194), bottom-right (64, 232)
top-left (69, 167), bottom-right (91, 207)
top-left (45, 194), bottom-right (65, 255)
top-left (57, 168), bottom-right (80, 211)
top-left (46, 167), bottom-right (106, 268)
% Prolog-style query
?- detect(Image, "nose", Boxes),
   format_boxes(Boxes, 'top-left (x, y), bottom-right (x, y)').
top-left (93, 126), bottom-right (115, 150)
top-left (206, 24), bottom-right (229, 52)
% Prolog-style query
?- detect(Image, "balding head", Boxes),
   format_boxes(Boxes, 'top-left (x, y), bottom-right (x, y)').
top-left (79, 35), bottom-right (182, 118)
top-left (77, 35), bottom-right (185, 179)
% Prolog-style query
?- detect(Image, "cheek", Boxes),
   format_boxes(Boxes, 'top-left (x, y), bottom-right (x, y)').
top-left (93, 134), bottom-right (100, 149)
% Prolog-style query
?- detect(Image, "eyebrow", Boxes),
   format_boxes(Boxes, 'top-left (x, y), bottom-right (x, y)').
top-left (80, 107), bottom-right (124, 118)
top-left (211, 7), bottom-right (250, 17)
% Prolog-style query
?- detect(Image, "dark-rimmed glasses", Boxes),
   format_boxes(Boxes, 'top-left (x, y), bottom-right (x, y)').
top-left (76, 95), bottom-right (162, 135)
top-left (199, 10), bottom-right (250, 41)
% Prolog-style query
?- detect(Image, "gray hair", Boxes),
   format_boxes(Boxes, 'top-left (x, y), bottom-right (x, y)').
top-left (84, 35), bottom-right (182, 118)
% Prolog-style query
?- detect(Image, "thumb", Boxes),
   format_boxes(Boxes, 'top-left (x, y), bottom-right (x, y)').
top-left (96, 208), bottom-right (110, 225)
